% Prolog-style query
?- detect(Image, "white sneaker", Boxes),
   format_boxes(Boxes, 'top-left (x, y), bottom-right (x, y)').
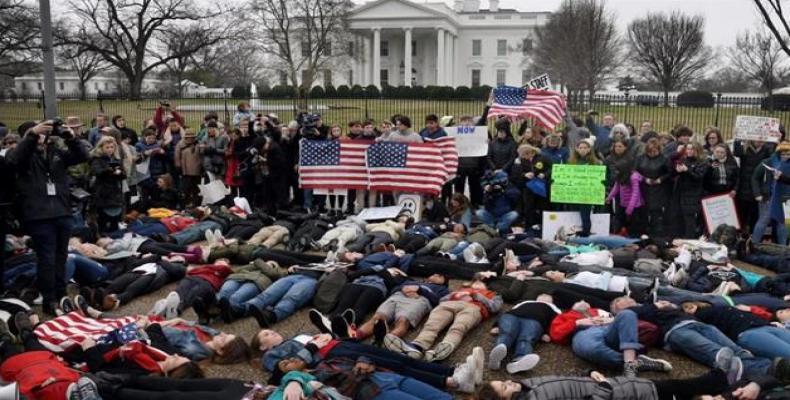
top-left (204, 230), bottom-right (216, 247)
top-left (506, 353), bottom-right (540, 374)
top-left (488, 343), bottom-right (507, 370)
top-left (452, 363), bottom-right (475, 393)
top-left (472, 346), bottom-right (485, 384)
top-left (148, 299), bottom-right (167, 317)
top-left (164, 291), bottom-right (180, 320)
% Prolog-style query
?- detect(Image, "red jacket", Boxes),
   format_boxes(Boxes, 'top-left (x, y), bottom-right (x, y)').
top-left (0, 351), bottom-right (80, 400)
top-left (161, 216), bottom-right (196, 233)
top-left (103, 341), bottom-right (167, 374)
top-left (549, 308), bottom-right (605, 345)
top-left (154, 106), bottom-right (185, 134)
top-left (446, 288), bottom-right (499, 320)
top-left (188, 263), bottom-right (233, 291)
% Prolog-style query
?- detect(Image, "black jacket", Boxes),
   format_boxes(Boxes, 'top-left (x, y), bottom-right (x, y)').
top-left (673, 157), bottom-right (709, 209)
top-left (635, 153), bottom-right (671, 210)
top-left (695, 306), bottom-right (768, 340)
top-left (507, 155), bottom-right (552, 190)
top-left (704, 157), bottom-right (739, 195)
top-left (6, 132), bottom-right (88, 221)
top-left (734, 140), bottom-right (773, 200)
top-left (487, 136), bottom-right (517, 170)
top-left (90, 155), bottom-right (126, 208)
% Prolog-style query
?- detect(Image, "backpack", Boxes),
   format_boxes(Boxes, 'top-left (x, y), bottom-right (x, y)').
top-left (312, 270), bottom-right (347, 313)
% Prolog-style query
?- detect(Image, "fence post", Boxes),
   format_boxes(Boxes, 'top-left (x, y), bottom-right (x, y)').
top-left (97, 90), bottom-right (104, 113)
top-left (714, 93), bottom-right (722, 127)
top-left (223, 89), bottom-right (229, 124)
top-left (364, 88), bottom-right (369, 120)
top-left (40, 90), bottom-right (46, 119)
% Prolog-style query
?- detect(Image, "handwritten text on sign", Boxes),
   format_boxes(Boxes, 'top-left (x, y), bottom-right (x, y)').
top-left (701, 194), bottom-right (740, 233)
top-left (734, 115), bottom-right (782, 143)
top-left (526, 74), bottom-right (552, 90)
top-left (550, 164), bottom-right (606, 205)
top-left (445, 126), bottom-right (489, 157)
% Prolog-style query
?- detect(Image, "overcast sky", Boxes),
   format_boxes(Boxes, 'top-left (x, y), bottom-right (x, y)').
top-left (406, 0), bottom-right (762, 49)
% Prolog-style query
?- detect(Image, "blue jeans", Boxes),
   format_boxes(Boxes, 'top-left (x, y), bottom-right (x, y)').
top-left (496, 314), bottom-right (543, 358)
top-left (26, 216), bottom-right (73, 303)
top-left (752, 200), bottom-right (788, 245)
top-left (372, 372), bottom-right (452, 400)
top-left (447, 241), bottom-right (470, 256)
top-left (171, 221), bottom-right (222, 245)
top-left (571, 310), bottom-right (642, 368)
top-left (244, 274), bottom-right (317, 321)
top-left (568, 235), bottom-right (640, 249)
top-left (667, 322), bottom-right (772, 378)
top-left (738, 326), bottom-right (790, 359)
top-left (742, 253), bottom-right (789, 274)
top-left (65, 253), bottom-right (109, 284)
top-left (217, 280), bottom-right (261, 314)
top-left (475, 209), bottom-right (519, 234)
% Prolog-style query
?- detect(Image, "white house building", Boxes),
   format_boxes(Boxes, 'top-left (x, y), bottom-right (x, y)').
top-left (344, 0), bottom-right (549, 88)
top-left (13, 71), bottom-right (167, 96)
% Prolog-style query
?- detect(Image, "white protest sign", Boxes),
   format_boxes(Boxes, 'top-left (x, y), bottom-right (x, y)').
top-left (314, 188), bottom-right (349, 196)
top-left (357, 205), bottom-right (403, 221)
top-left (199, 180), bottom-right (230, 205)
top-left (701, 194), bottom-right (741, 234)
top-left (734, 115), bottom-right (782, 143)
top-left (397, 194), bottom-right (422, 222)
top-left (526, 74), bottom-right (552, 91)
top-left (541, 211), bottom-right (610, 241)
top-left (445, 126), bottom-right (489, 157)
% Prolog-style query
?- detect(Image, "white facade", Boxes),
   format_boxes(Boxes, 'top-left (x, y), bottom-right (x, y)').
top-left (13, 71), bottom-right (167, 96)
top-left (345, 0), bottom-right (549, 88)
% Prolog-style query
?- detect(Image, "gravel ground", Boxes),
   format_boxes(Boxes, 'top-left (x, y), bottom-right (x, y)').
top-left (46, 254), bottom-right (776, 398)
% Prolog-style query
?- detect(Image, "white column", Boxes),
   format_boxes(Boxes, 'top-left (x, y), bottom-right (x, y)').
top-left (363, 35), bottom-right (372, 86)
top-left (404, 27), bottom-right (413, 87)
top-left (444, 31), bottom-right (452, 87)
top-left (372, 28), bottom-right (381, 88)
top-left (450, 35), bottom-right (457, 86)
top-left (436, 27), bottom-right (445, 86)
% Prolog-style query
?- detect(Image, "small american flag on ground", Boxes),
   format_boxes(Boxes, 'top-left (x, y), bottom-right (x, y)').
top-left (367, 142), bottom-right (448, 195)
top-left (34, 312), bottom-right (138, 352)
top-left (299, 140), bottom-right (371, 190)
top-left (423, 136), bottom-right (458, 176)
top-left (488, 86), bottom-right (567, 129)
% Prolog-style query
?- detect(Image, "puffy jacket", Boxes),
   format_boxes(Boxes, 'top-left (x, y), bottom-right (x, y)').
top-left (90, 154), bottom-right (126, 208)
top-left (607, 171), bottom-right (644, 215)
top-left (160, 216), bottom-right (196, 233)
top-left (187, 263), bottom-right (233, 290)
top-left (635, 153), bottom-right (671, 210)
top-left (734, 140), bottom-right (773, 200)
top-left (514, 376), bottom-right (657, 400)
top-left (549, 308), bottom-right (607, 344)
top-left (5, 132), bottom-right (89, 221)
top-left (487, 135), bottom-right (518, 170)
top-left (0, 351), bottom-right (80, 400)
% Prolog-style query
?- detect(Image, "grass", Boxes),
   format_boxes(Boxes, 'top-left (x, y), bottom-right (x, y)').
top-left (4, 97), bottom-right (790, 140)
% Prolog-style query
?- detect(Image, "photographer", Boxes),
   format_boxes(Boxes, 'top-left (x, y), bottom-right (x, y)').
top-left (6, 120), bottom-right (89, 315)
top-left (90, 136), bottom-right (126, 234)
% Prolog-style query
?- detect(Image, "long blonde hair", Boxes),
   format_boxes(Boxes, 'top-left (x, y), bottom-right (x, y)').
top-left (91, 135), bottom-right (119, 158)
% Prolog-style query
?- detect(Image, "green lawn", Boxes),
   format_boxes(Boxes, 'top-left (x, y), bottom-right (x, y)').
top-left (3, 97), bottom-right (790, 139)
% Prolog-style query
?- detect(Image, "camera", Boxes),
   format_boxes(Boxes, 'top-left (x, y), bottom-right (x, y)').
top-left (49, 117), bottom-right (70, 137)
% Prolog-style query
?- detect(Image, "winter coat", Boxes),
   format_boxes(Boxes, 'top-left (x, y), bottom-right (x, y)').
top-left (541, 146), bottom-right (569, 164)
top-left (734, 140), bottom-right (773, 200)
top-left (467, 224), bottom-right (499, 243)
top-left (487, 135), bottom-right (518, 170)
top-left (227, 260), bottom-right (288, 290)
top-left (704, 157), bottom-right (739, 195)
top-left (200, 133), bottom-right (229, 175)
top-left (514, 376), bottom-right (658, 400)
top-left (672, 156), bottom-right (709, 210)
top-left (175, 139), bottom-right (202, 177)
top-left (135, 141), bottom-right (168, 177)
top-left (508, 155), bottom-right (553, 189)
top-left (418, 127), bottom-right (447, 140)
top-left (90, 154), bottom-right (126, 208)
top-left (586, 117), bottom-right (612, 158)
top-left (5, 132), bottom-right (89, 221)
top-left (549, 308), bottom-right (608, 344)
top-left (635, 153), bottom-right (671, 211)
top-left (751, 155), bottom-right (790, 201)
top-left (187, 263), bottom-right (233, 291)
top-left (365, 220), bottom-right (405, 241)
top-left (607, 171), bottom-right (644, 215)
top-left (0, 351), bottom-right (80, 400)
top-left (481, 170), bottom-right (519, 217)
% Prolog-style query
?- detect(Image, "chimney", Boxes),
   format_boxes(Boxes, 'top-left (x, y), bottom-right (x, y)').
top-left (462, 0), bottom-right (480, 12)
top-left (489, 0), bottom-right (499, 12)
top-left (453, 0), bottom-right (463, 12)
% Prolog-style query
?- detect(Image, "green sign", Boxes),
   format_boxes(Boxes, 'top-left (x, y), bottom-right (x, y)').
top-left (550, 164), bottom-right (606, 205)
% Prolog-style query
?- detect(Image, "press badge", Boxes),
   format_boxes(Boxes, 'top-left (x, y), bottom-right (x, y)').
top-left (46, 181), bottom-right (56, 196)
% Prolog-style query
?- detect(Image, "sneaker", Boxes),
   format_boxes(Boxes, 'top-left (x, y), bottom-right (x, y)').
top-left (192, 298), bottom-right (210, 325)
top-left (218, 298), bottom-right (233, 324)
top-left (340, 309), bottom-right (356, 326)
top-left (164, 291), bottom-right (180, 320)
top-left (66, 283), bottom-right (81, 299)
top-left (59, 297), bottom-right (75, 314)
top-left (506, 354), bottom-right (540, 374)
top-left (331, 315), bottom-right (350, 338)
top-left (0, 319), bottom-right (15, 343)
top-left (308, 309), bottom-right (332, 334)
top-left (772, 357), bottom-right (790, 385)
top-left (73, 295), bottom-right (90, 317)
top-left (199, 245), bottom-right (211, 262)
top-left (372, 319), bottom-right (388, 347)
top-left (383, 334), bottom-right (423, 360)
top-left (430, 342), bottom-right (455, 362)
top-left (249, 306), bottom-right (277, 328)
top-left (472, 346), bottom-right (485, 384)
top-left (636, 354), bottom-right (672, 372)
top-left (671, 267), bottom-right (689, 287)
top-left (148, 299), bottom-right (167, 317)
top-left (451, 363), bottom-right (475, 393)
top-left (623, 360), bottom-right (638, 378)
top-left (13, 311), bottom-right (32, 333)
top-left (75, 377), bottom-right (101, 400)
top-left (205, 230), bottom-right (217, 247)
top-left (715, 347), bottom-right (742, 384)
top-left (488, 343), bottom-right (507, 370)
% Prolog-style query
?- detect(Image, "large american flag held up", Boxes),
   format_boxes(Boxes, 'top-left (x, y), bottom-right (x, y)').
top-left (367, 142), bottom-right (449, 195)
top-left (422, 136), bottom-right (458, 176)
top-left (299, 140), bottom-right (371, 190)
top-left (488, 86), bottom-right (567, 129)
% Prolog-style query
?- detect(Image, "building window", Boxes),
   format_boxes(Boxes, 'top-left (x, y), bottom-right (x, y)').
top-left (497, 40), bottom-right (507, 56)
top-left (301, 41), bottom-right (310, 57)
top-left (94, 82), bottom-right (99, 90)
top-left (496, 69), bottom-right (506, 86)
top-left (58, 82), bottom-right (64, 91)
top-left (323, 70), bottom-right (332, 87)
top-left (472, 40), bottom-right (481, 56)
top-left (381, 41), bottom-right (389, 57)
top-left (412, 40), bottom-right (417, 57)
top-left (324, 40), bottom-right (332, 56)
top-left (279, 70), bottom-right (288, 86)
top-left (37, 82), bottom-right (42, 90)
top-left (348, 41), bottom-right (355, 57)
top-left (522, 38), bottom-right (533, 54)
top-left (20, 82), bottom-right (26, 90)
top-left (471, 69), bottom-right (481, 88)
top-left (381, 69), bottom-right (389, 86)
top-left (522, 70), bottom-right (530, 86)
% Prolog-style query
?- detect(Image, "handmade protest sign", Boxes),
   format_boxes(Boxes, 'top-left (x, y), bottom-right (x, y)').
top-left (526, 73), bottom-right (552, 90)
top-left (701, 194), bottom-right (740, 234)
top-left (734, 115), bottom-right (782, 143)
top-left (550, 164), bottom-right (606, 205)
top-left (445, 126), bottom-right (488, 157)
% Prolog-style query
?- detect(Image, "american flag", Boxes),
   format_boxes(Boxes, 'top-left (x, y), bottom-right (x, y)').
top-left (367, 142), bottom-right (448, 195)
top-left (423, 136), bottom-right (458, 176)
top-left (488, 86), bottom-right (567, 129)
top-left (299, 139), bottom-right (371, 190)
top-left (34, 312), bottom-right (138, 352)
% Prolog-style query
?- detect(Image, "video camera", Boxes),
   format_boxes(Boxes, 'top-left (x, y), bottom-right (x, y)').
top-left (48, 117), bottom-right (71, 138)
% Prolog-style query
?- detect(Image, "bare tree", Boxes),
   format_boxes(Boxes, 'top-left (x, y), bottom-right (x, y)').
top-left (251, 0), bottom-right (352, 100)
top-left (57, 0), bottom-right (231, 99)
top-left (190, 39), bottom-right (266, 89)
top-left (627, 12), bottom-right (714, 106)
top-left (0, 0), bottom-right (40, 79)
top-left (730, 28), bottom-right (790, 106)
top-left (533, 0), bottom-right (620, 98)
top-left (59, 44), bottom-right (110, 99)
top-left (753, 0), bottom-right (790, 58)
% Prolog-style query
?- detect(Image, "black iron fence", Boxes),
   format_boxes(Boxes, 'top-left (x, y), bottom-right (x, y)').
top-left (3, 91), bottom-right (790, 140)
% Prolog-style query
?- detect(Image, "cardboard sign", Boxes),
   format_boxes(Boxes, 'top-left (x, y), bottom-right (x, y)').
top-left (526, 73), bottom-right (552, 90)
top-left (397, 194), bottom-right (423, 222)
top-left (541, 211), bottom-right (611, 241)
top-left (734, 115), bottom-right (782, 143)
top-left (314, 188), bottom-right (349, 196)
top-left (357, 206), bottom-right (403, 221)
top-left (199, 180), bottom-right (230, 205)
top-left (550, 164), bottom-right (607, 205)
top-left (701, 194), bottom-right (741, 234)
top-left (445, 126), bottom-right (489, 157)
